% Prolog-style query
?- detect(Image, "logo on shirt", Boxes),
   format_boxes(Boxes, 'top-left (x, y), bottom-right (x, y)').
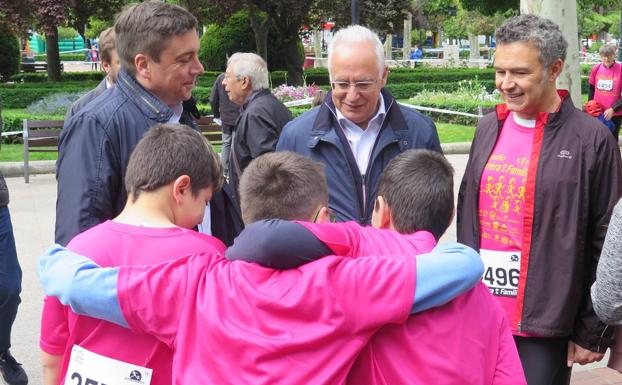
top-left (556, 150), bottom-right (572, 160)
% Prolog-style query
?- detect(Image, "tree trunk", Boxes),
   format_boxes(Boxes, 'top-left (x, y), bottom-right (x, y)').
top-left (283, 35), bottom-right (303, 85)
top-left (384, 33), bottom-right (393, 60)
top-left (403, 12), bottom-right (412, 60)
top-left (249, 10), bottom-right (271, 64)
top-left (520, 0), bottom-right (581, 107)
top-left (468, 33), bottom-right (479, 66)
top-left (313, 29), bottom-right (322, 58)
top-left (46, 26), bottom-right (62, 81)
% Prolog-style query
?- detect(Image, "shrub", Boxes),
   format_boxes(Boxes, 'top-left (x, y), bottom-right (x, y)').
top-left (2, 109), bottom-right (65, 144)
top-left (10, 72), bottom-right (104, 82)
top-left (272, 84), bottom-right (321, 102)
top-left (27, 91), bottom-right (86, 115)
top-left (0, 25), bottom-right (20, 81)
top-left (0, 84), bottom-right (95, 108)
top-left (199, 12), bottom-right (255, 71)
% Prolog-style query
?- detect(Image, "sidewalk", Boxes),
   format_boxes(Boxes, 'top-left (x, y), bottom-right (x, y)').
top-left (5, 155), bottom-right (622, 384)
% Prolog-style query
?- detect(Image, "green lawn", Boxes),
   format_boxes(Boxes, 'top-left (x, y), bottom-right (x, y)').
top-left (436, 123), bottom-right (475, 143)
top-left (0, 144), bottom-right (58, 162)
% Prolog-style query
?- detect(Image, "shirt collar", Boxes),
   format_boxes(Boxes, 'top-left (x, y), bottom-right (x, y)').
top-left (335, 94), bottom-right (386, 131)
top-left (168, 103), bottom-right (184, 124)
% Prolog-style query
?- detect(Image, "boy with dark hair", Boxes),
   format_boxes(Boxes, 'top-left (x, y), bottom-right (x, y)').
top-left (40, 124), bottom-right (224, 385)
top-left (229, 149), bottom-right (526, 385)
top-left (38, 150), bottom-right (483, 384)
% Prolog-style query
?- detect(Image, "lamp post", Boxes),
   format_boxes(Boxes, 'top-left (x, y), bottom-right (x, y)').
top-left (352, 0), bottom-right (360, 25)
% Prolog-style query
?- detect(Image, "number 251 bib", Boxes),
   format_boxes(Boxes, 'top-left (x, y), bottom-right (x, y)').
top-left (479, 249), bottom-right (521, 297)
top-left (64, 345), bottom-right (153, 385)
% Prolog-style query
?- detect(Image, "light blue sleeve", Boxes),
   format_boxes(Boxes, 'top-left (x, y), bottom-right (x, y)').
top-left (411, 242), bottom-right (484, 314)
top-left (38, 245), bottom-right (128, 328)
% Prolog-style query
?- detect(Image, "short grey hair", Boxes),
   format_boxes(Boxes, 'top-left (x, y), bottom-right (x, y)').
top-left (227, 52), bottom-right (269, 90)
top-left (494, 14), bottom-right (567, 69)
top-left (114, 1), bottom-right (197, 76)
top-left (600, 43), bottom-right (617, 57)
top-left (327, 25), bottom-right (385, 80)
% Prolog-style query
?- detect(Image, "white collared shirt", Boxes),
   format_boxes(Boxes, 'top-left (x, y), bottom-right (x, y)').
top-left (335, 95), bottom-right (386, 174)
top-left (167, 103), bottom-right (184, 124)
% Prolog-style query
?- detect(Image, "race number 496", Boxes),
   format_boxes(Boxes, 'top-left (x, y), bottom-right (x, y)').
top-left (480, 249), bottom-right (521, 297)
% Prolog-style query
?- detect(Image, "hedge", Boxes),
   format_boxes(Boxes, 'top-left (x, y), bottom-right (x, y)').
top-left (0, 86), bottom-right (92, 108)
top-left (10, 72), bottom-right (104, 82)
top-left (2, 109), bottom-right (64, 143)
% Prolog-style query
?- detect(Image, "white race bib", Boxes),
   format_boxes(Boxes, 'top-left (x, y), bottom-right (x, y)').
top-left (480, 249), bottom-right (521, 297)
top-left (64, 345), bottom-right (153, 385)
top-left (597, 78), bottom-right (614, 91)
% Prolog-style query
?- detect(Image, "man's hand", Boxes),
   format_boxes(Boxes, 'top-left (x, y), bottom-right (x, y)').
top-left (604, 108), bottom-right (615, 120)
top-left (567, 341), bottom-right (605, 366)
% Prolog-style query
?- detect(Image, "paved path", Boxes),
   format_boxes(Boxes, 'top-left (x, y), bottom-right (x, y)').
top-left (4, 153), bottom-right (622, 384)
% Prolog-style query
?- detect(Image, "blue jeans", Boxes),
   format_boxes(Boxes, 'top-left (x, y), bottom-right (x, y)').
top-left (0, 206), bottom-right (22, 351)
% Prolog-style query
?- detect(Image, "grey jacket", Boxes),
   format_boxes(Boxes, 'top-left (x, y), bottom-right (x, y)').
top-left (593, 198), bottom-right (622, 324)
top-left (65, 78), bottom-right (108, 120)
top-left (0, 174), bottom-right (8, 207)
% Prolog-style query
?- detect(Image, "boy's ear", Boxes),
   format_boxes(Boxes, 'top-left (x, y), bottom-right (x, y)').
top-left (172, 175), bottom-right (192, 204)
top-left (314, 206), bottom-right (331, 223)
top-left (373, 195), bottom-right (392, 229)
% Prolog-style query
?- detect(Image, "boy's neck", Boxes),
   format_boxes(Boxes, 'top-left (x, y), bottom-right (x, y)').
top-left (114, 193), bottom-right (177, 228)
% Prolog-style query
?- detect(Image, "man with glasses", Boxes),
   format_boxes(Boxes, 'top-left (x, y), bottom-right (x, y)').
top-left (277, 25), bottom-right (441, 224)
top-left (222, 52), bottom-right (291, 196)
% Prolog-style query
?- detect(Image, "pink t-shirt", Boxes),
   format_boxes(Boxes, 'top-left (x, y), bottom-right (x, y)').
top-left (589, 62), bottom-right (622, 116)
top-left (40, 221), bottom-right (225, 385)
top-left (479, 113), bottom-right (534, 335)
top-left (298, 222), bottom-right (525, 385)
top-left (117, 246), bottom-right (417, 384)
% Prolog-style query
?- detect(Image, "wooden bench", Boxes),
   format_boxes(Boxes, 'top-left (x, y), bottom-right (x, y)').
top-left (196, 116), bottom-right (224, 149)
top-left (21, 62), bottom-right (64, 73)
top-left (22, 119), bottom-right (63, 183)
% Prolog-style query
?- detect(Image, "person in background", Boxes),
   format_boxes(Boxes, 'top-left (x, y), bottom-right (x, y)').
top-left (66, 28), bottom-right (120, 119)
top-left (210, 72), bottom-right (240, 179)
top-left (458, 14), bottom-right (622, 385)
top-left (0, 102), bottom-right (28, 385)
top-left (588, 43), bottom-right (622, 140)
top-left (222, 52), bottom-right (291, 196)
top-left (584, 100), bottom-right (616, 134)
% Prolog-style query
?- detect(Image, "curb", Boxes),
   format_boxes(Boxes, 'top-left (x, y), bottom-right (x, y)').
top-left (1, 144), bottom-right (477, 178)
top-left (0, 160), bottom-right (56, 178)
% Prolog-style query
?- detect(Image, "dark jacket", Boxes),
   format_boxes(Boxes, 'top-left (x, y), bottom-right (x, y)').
top-left (55, 68), bottom-right (243, 246)
top-left (457, 92), bottom-right (622, 352)
top-left (65, 78), bottom-right (108, 120)
top-left (229, 89), bottom-right (292, 194)
top-left (277, 89), bottom-right (441, 224)
top-left (210, 73), bottom-right (240, 134)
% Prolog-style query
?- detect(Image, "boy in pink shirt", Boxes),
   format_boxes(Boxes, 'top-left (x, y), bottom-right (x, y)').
top-left (39, 152), bottom-right (483, 385)
top-left (228, 150), bottom-right (526, 385)
top-left (40, 124), bottom-right (225, 385)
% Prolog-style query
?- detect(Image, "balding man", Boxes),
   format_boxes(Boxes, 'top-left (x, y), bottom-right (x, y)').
top-left (277, 25), bottom-right (441, 224)
top-left (222, 52), bottom-right (291, 195)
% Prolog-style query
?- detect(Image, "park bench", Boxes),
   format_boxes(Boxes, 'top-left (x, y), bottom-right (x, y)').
top-left (21, 62), bottom-right (64, 73)
top-left (22, 119), bottom-right (63, 183)
top-left (196, 116), bottom-right (224, 149)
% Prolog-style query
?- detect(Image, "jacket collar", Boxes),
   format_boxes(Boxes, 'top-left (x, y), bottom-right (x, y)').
top-left (116, 67), bottom-right (174, 123)
top-left (495, 89), bottom-right (572, 130)
top-left (310, 88), bottom-right (408, 139)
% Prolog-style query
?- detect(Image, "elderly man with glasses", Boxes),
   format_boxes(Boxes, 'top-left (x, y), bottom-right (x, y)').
top-left (277, 25), bottom-right (441, 225)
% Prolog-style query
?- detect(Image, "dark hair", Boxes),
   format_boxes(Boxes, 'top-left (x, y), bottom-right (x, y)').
top-left (98, 27), bottom-right (116, 64)
top-left (125, 124), bottom-right (222, 201)
top-left (494, 14), bottom-right (567, 68)
top-left (114, 1), bottom-right (197, 76)
top-left (377, 149), bottom-right (454, 239)
top-left (239, 152), bottom-right (328, 224)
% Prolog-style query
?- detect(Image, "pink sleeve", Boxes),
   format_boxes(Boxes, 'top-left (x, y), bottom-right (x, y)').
top-left (330, 254), bottom-right (417, 331)
top-left (39, 296), bottom-right (69, 355)
top-left (295, 221), bottom-right (363, 257)
top-left (492, 314), bottom-right (527, 385)
top-left (589, 64), bottom-right (599, 86)
top-left (117, 254), bottom-right (208, 347)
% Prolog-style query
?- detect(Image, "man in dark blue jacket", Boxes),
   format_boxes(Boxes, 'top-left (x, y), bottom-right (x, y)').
top-left (55, 1), bottom-right (242, 247)
top-left (277, 25), bottom-right (441, 224)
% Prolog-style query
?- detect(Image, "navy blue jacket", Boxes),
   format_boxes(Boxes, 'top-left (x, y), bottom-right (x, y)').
top-left (277, 89), bottom-right (441, 224)
top-left (55, 68), bottom-right (243, 246)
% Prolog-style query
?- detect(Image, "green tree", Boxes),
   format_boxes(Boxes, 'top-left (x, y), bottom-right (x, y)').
top-left (0, 24), bottom-right (20, 81)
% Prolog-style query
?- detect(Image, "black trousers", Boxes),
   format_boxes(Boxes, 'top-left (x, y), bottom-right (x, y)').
top-left (514, 336), bottom-right (571, 385)
top-left (0, 206), bottom-right (22, 352)
top-left (612, 116), bottom-right (622, 142)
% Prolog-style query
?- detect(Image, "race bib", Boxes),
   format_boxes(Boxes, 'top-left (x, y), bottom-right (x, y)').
top-left (480, 249), bottom-right (520, 297)
top-left (597, 78), bottom-right (614, 91)
top-left (64, 345), bottom-right (153, 385)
